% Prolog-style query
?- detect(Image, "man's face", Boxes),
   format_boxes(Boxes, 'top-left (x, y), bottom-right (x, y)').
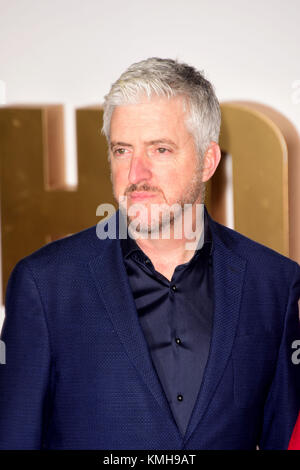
top-left (109, 95), bottom-right (204, 234)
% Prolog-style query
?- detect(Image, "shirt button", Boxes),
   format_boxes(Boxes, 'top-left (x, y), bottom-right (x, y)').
top-left (145, 259), bottom-right (151, 265)
top-left (177, 394), bottom-right (183, 402)
top-left (175, 337), bottom-right (181, 345)
top-left (171, 285), bottom-right (177, 291)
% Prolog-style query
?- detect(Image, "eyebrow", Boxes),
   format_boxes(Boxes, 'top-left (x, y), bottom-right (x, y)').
top-left (145, 139), bottom-right (178, 148)
top-left (110, 139), bottom-right (178, 150)
top-left (110, 141), bottom-right (133, 150)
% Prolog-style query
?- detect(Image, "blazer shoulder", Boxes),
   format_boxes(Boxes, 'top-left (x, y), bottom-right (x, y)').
top-left (7, 211), bottom-right (120, 286)
top-left (211, 218), bottom-right (300, 280)
top-left (14, 223), bottom-right (111, 273)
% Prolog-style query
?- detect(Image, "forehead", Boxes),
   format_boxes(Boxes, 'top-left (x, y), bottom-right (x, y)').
top-left (110, 95), bottom-right (189, 140)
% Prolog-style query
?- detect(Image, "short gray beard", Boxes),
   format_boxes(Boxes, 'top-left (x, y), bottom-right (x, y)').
top-left (119, 162), bottom-right (204, 235)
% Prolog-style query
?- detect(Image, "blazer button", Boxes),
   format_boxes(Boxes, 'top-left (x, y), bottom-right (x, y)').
top-left (171, 285), bottom-right (177, 291)
top-left (177, 394), bottom-right (183, 402)
top-left (175, 337), bottom-right (181, 345)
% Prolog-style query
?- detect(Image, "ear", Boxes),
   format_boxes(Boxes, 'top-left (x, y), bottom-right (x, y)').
top-left (201, 142), bottom-right (221, 183)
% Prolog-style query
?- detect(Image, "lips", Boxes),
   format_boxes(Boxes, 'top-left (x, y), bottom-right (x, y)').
top-left (129, 192), bottom-right (158, 201)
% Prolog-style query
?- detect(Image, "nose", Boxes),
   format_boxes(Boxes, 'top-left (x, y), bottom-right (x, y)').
top-left (128, 153), bottom-right (152, 184)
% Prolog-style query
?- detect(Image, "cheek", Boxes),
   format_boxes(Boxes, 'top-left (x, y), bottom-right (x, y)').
top-left (111, 168), bottom-right (128, 193)
top-left (164, 169), bottom-right (183, 188)
top-left (153, 165), bottom-right (176, 182)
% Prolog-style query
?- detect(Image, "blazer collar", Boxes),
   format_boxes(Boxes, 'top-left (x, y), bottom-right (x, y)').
top-left (184, 208), bottom-right (247, 443)
top-left (88, 211), bottom-right (182, 437)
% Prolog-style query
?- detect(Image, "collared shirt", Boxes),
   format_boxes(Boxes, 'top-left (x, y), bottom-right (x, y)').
top-left (120, 212), bottom-right (214, 437)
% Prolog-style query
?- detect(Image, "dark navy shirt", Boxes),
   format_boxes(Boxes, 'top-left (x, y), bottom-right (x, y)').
top-left (120, 213), bottom-right (214, 437)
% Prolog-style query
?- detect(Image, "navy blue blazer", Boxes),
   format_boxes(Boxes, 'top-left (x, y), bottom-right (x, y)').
top-left (0, 210), bottom-right (299, 449)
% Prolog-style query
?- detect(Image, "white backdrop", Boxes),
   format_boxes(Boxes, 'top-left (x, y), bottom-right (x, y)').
top-left (0, 0), bottom-right (300, 328)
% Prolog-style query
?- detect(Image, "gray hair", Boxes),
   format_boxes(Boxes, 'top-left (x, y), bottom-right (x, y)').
top-left (102, 57), bottom-right (221, 160)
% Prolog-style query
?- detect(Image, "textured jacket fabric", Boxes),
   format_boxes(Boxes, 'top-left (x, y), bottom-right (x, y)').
top-left (0, 209), bottom-right (299, 449)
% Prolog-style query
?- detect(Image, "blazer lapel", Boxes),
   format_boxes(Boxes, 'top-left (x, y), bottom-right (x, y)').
top-left (184, 216), bottom-right (247, 443)
top-left (88, 223), bottom-right (180, 436)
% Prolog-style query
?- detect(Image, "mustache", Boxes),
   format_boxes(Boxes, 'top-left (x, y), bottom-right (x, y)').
top-left (125, 184), bottom-right (161, 194)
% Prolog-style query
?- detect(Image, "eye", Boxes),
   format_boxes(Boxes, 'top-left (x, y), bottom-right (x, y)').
top-left (157, 147), bottom-right (169, 154)
top-left (113, 148), bottom-right (128, 156)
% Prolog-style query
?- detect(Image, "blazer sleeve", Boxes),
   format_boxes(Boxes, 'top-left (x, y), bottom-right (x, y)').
top-left (259, 262), bottom-right (300, 450)
top-left (0, 259), bottom-right (51, 449)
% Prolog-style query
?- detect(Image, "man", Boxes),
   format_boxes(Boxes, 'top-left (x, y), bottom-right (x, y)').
top-left (0, 58), bottom-right (299, 450)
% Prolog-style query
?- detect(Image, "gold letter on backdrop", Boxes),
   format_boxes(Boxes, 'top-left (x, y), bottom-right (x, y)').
top-left (206, 101), bottom-right (300, 264)
top-left (0, 105), bottom-right (114, 297)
